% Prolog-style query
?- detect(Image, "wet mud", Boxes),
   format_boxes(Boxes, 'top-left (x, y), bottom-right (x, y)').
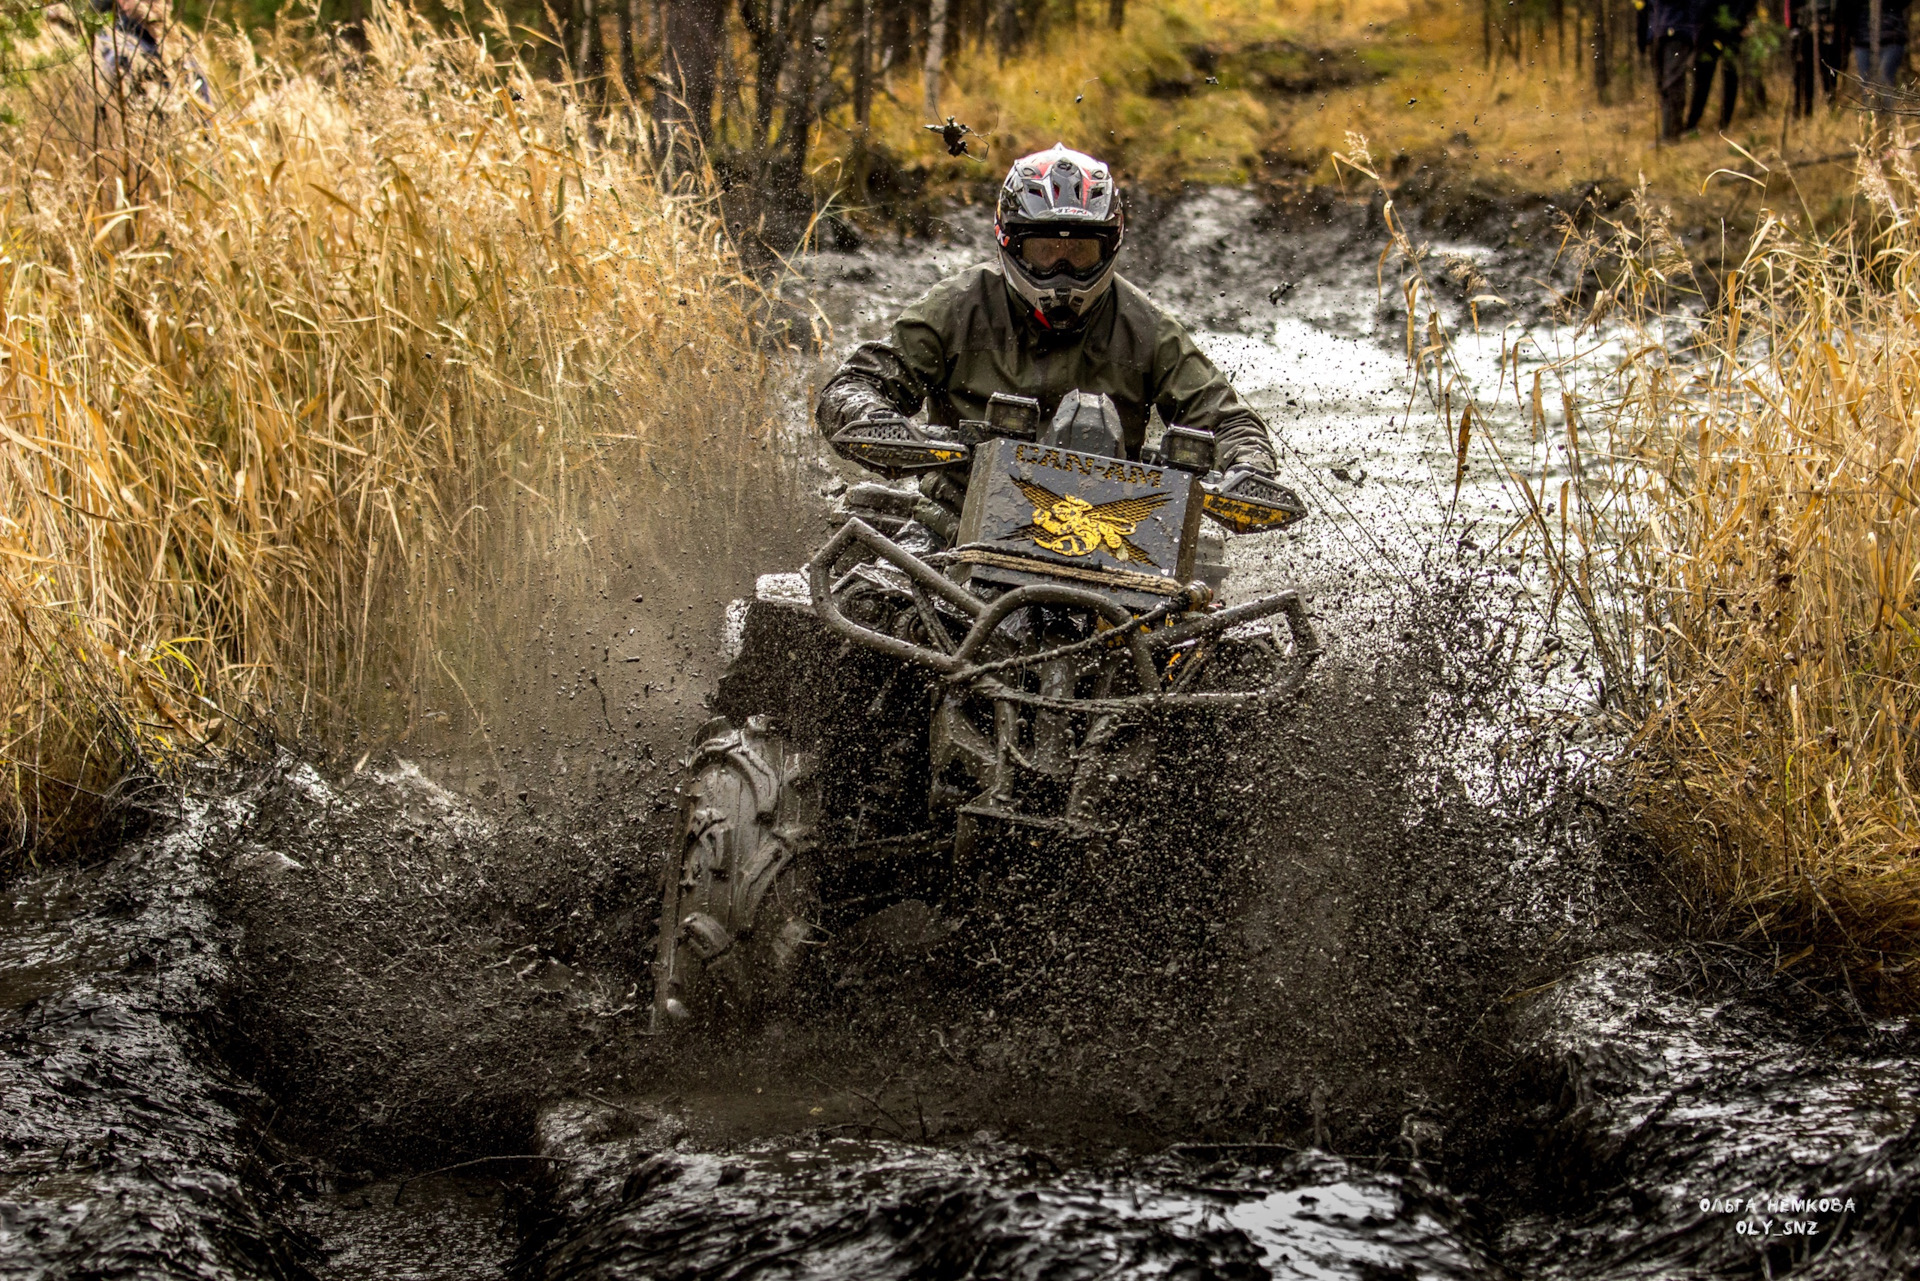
top-left (4, 188), bottom-right (1918, 1280)
top-left (0, 783), bottom-right (303, 1280)
top-left (524, 1100), bottom-right (1494, 1279)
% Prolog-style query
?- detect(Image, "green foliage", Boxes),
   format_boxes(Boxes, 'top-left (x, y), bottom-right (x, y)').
top-left (0, 1), bottom-right (47, 68)
top-left (1740, 7), bottom-right (1784, 68)
top-left (175, 0), bottom-right (289, 28)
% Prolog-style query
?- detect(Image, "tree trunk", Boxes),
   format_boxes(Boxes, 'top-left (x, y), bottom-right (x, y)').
top-left (1592, 0), bottom-right (1611, 102)
top-left (743, 0), bottom-right (790, 156)
top-left (993, 0), bottom-right (1016, 62)
top-left (657, 0), bottom-right (726, 145)
top-left (851, 0), bottom-right (874, 199)
top-left (774, 0), bottom-right (819, 197)
top-left (1873, 0), bottom-right (1885, 109)
top-left (854, 0), bottom-right (873, 132)
top-left (1108, 0), bottom-right (1124, 30)
top-left (618, 0), bottom-right (640, 96)
top-left (1620, 0), bottom-right (1634, 92)
top-left (577, 0), bottom-right (607, 90)
top-left (924, 0), bottom-right (949, 115)
top-left (882, 0), bottom-right (910, 73)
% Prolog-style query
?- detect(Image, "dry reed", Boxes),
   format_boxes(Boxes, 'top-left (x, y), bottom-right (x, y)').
top-left (0, 2), bottom-right (771, 856)
top-left (1351, 130), bottom-right (1920, 1004)
top-left (1617, 147), bottom-right (1920, 999)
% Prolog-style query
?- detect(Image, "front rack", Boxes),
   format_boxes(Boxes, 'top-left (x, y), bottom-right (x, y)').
top-left (806, 517), bottom-right (1320, 710)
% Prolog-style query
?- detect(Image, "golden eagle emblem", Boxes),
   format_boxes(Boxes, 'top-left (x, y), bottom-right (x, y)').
top-left (1010, 477), bottom-right (1170, 565)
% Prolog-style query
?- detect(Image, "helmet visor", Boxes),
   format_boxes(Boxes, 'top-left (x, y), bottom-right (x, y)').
top-left (1016, 234), bottom-right (1109, 278)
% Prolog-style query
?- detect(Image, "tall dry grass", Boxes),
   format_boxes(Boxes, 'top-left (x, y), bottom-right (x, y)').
top-left (1352, 130), bottom-right (1920, 1002)
top-left (1615, 149), bottom-right (1920, 998)
top-left (0, 3), bottom-right (772, 855)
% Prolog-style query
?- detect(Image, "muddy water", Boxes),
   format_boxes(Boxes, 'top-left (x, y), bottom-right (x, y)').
top-left (4, 190), bottom-right (1918, 1281)
top-left (526, 1099), bottom-right (1493, 1279)
top-left (297, 1175), bottom-right (513, 1280)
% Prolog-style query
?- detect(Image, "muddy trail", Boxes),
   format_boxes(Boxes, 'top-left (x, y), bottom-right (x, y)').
top-left (5, 190), bottom-right (1919, 1281)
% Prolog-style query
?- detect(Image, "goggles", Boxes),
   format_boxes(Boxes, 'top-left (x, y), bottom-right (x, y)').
top-left (1008, 227), bottom-right (1119, 280)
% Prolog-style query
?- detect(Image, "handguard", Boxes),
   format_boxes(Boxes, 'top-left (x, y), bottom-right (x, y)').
top-left (830, 416), bottom-right (970, 479)
top-left (1200, 466), bottom-right (1308, 535)
top-left (1143, 427), bottom-right (1307, 534)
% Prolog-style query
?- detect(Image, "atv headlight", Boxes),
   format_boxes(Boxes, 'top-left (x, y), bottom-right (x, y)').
top-left (831, 419), bottom-right (971, 479)
top-left (1160, 425), bottom-right (1217, 473)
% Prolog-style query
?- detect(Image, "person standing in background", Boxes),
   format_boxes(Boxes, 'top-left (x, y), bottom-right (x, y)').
top-left (1686, 0), bottom-right (1761, 130)
top-left (1840, 0), bottom-right (1911, 107)
top-left (1789, 0), bottom-right (1849, 114)
top-left (1652, 0), bottom-right (1711, 138)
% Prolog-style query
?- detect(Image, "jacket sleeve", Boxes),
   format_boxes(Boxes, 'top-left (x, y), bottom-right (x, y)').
top-left (1149, 316), bottom-right (1278, 473)
top-left (814, 286), bottom-right (954, 439)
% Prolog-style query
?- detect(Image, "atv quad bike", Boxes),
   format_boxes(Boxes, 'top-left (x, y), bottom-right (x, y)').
top-left (651, 390), bottom-right (1319, 1028)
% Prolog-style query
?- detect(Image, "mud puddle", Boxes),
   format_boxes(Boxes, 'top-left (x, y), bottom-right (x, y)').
top-left (0, 782), bottom-right (304, 1280)
top-left (4, 188), bottom-right (1918, 1281)
top-left (526, 1097), bottom-right (1493, 1279)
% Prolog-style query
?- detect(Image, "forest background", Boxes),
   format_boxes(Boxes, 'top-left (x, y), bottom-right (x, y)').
top-left (112, 0), bottom-right (1888, 242)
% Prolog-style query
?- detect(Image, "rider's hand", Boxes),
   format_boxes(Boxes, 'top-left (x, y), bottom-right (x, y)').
top-left (1209, 461), bottom-right (1306, 524)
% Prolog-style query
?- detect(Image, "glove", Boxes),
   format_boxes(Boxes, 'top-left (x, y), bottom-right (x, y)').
top-left (816, 374), bottom-right (907, 441)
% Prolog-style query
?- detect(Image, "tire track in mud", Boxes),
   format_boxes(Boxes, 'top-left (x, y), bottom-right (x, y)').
top-left (0, 781), bottom-right (307, 1281)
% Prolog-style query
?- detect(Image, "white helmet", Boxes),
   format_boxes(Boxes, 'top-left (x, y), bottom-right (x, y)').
top-left (994, 144), bottom-right (1123, 333)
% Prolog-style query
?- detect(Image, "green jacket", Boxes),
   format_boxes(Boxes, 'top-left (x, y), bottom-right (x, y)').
top-left (815, 262), bottom-right (1277, 473)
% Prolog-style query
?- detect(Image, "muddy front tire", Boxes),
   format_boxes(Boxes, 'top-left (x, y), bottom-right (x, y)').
top-left (652, 716), bottom-right (819, 1029)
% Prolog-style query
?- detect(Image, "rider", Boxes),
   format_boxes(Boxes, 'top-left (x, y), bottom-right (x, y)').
top-left (815, 143), bottom-right (1278, 535)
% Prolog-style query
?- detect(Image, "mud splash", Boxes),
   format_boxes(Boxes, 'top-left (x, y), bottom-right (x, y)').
top-left (4, 188), bottom-right (1919, 1281)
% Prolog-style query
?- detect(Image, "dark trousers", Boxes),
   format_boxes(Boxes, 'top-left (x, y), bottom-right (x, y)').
top-left (1792, 26), bottom-right (1832, 114)
top-left (1657, 35), bottom-right (1699, 138)
top-left (1789, 2), bottom-right (1849, 116)
top-left (1685, 50), bottom-right (1739, 131)
top-left (1855, 42), bottom-right (1906, 108)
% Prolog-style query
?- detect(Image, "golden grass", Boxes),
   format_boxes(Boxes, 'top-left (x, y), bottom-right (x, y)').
top-left (858, 0), bottom-right (1867, 228)
top-left (0, 2), bottom-right (770, 855)
top-left (866, 0), bottom-right (1309, 188)
top-left (1619, 151), bottom-right (1920, 997)
top-left (1350, 129), bottom-right (1920, 1002)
